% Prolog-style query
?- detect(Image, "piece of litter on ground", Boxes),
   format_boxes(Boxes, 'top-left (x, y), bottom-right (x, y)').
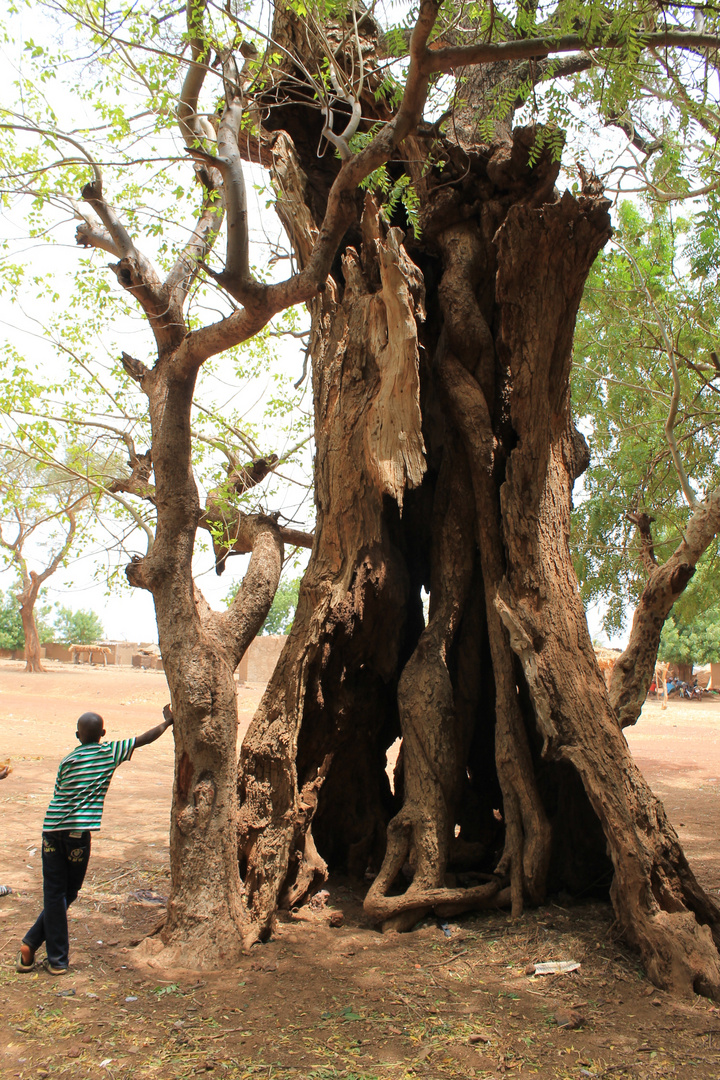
top-left (0, 885), bottom-right (12, 897)
top-left (125, 996), bottom-right (138, 1002)
top-left (532, 960), bottom-right (581, 976)
top-left (99, 1059), bottom-right (112, 1068)
top-left (57, 988), bottom-right (76, 997)
top-left (86, 992), bottom-right (99, 998)
top-left (439, 922), bottom-right (452, 938)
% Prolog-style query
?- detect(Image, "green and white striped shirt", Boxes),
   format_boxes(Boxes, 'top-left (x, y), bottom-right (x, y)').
top-left (43, 739), bottom-right (136, 832)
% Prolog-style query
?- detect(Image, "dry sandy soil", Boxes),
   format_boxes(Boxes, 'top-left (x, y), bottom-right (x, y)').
top-left (2, 661), bottom-right (720, 1080)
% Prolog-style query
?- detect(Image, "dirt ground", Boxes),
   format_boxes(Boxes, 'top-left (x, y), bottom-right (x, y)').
top-left (2, 662), bottom-right (720, 1080)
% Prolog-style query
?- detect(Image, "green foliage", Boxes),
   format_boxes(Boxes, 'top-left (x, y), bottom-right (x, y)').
top-left (259, 576), bottom-right (301, 635)
top-left (2, 0), bottom-right (720, 639)
top-left (659, 607), bottom-right (720, 665)
top-left (571, 201), bottom-right (720, 636)
top-left (52, 606), bottom-right (105, 645)
top-left (349, 131), bottom-right (423, 238)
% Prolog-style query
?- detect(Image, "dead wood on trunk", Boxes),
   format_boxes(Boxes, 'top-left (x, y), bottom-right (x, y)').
top-left (238, 194), bottom-right (428, 943)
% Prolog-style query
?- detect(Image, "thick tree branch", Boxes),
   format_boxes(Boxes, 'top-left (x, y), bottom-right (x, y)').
top-left (212, 518), bottom-right (285, 667)
top-left (164, 189), bottom-right (225, 303)
top-left (80, 177), bottom-right (139, 263)
top-left (609, 487), bottom-right (720, 727)
top-left (423, 29), bottom-right (720, 75)
top-left (75, 220), bottom-right (122, 257)
top-left (177, 0), bottom-right (440, 372)
top-left (193, 87), bottom-right (254, 294)
top-left (176, 0), bottom-right (214, 153)
top-left (78, 181), bottom-right (182, 350)
top-left (165, 0), bottom-right (226, 304)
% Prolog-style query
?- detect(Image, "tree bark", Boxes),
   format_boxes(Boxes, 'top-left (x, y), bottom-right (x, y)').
top-left (127, 355), bottom-right (286, 967)
top-left (18, 573), bottom-right (44, 673)
top-left (62, 0), bottom-right (720, 994)
top-left (238, 195), bottom-right (428, 941)
top-left (609, 489), bottom-right (720, 728)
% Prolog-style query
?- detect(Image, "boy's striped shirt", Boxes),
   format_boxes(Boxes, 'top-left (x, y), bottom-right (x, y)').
top-left (43, 739), bottom-right (136, 832)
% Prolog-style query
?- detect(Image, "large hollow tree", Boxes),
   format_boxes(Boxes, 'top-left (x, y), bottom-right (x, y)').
top-left (235, 3), bottom-right (720, 996)
top-left (6, 0), bottom-right (720, 991)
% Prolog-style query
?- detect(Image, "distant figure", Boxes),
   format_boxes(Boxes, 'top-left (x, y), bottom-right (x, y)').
top-left (16, 705), bottom-right (174, 976)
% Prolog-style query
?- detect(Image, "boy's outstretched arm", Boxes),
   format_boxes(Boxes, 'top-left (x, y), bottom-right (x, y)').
top-left (134, 705), bottom-right (174, 749)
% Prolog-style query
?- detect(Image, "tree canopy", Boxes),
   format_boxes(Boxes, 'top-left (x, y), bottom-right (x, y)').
top-left (573, 201), bottom-right (720, 637)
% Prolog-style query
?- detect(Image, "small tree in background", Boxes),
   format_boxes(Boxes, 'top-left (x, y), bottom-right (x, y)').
top-left (0, 457), bottom-right (94, 672)
top-left (660, 608), bottom-right (720, 667)
top-left (52, 607), bottom-right (105, 645)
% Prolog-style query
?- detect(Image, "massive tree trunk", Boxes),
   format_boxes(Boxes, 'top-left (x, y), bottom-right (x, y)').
top-left (236, 31), bottom-right (720, 992)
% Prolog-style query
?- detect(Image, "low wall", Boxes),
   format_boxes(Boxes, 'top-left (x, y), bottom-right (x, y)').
top-left (0, 647), bottom-right (46, 661)
top-left (236, 635), bottom-right (287, 685)
top-left (132, 653), bottom-right (164, 671)
top-left (42, 642), bottom-right (157, 666)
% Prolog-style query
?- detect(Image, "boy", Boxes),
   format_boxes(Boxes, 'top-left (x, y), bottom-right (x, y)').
top-left (17, 705), bottom-right (174, 975)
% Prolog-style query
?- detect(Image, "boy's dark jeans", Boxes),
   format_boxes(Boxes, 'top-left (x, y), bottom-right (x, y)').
top-left (23, 830), bottom-right (91, 968)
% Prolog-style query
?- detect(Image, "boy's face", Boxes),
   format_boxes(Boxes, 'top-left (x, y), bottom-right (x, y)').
top-left (76, 713), bottom-right (106, 744)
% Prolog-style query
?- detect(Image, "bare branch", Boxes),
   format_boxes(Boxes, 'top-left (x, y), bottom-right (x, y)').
top-left (165, 0), bottom-right (226, 303)
top-left (177, 0), bottom-right (214, 153)
top-left (80, 177), bottom-right (138, 262)
top-left (179, 0), bottom-right (440, 369)
top-left (626, 510), bottom-right (658, 575)
top-left (75, 220), bottom-right (122, 257)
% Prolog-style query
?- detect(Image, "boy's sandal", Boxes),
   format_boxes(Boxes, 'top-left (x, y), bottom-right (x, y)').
top-left (41, 958), bottom-right (68, 976)
top-left (16, 948), bottom-right (35, 973)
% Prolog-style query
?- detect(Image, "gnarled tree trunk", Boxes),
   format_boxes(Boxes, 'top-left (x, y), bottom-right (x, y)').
top-left (237, 79), bottom-right (720, 993)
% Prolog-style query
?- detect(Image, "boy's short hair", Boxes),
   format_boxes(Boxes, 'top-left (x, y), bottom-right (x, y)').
top-left (77, 712), bottom-right (104, 742)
